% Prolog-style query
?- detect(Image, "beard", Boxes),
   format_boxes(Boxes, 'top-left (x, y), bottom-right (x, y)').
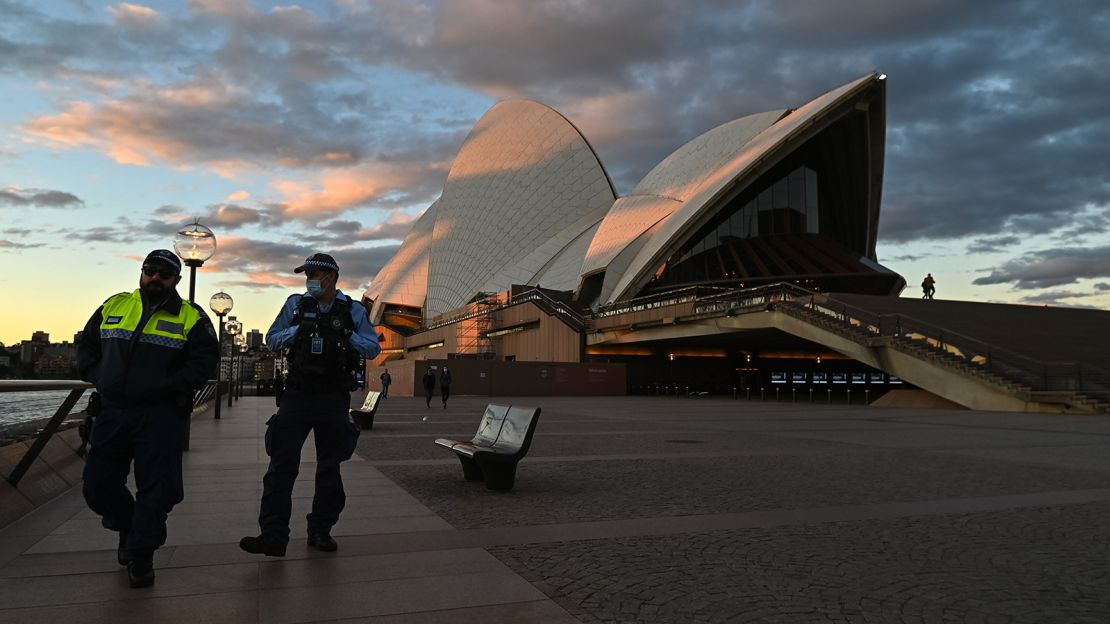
top-left (140, 279), bottom-right (171, 300)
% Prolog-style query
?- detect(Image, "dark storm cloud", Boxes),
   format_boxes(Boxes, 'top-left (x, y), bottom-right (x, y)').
top-left (972, 245), bottom-right (1110, 289)
top-left (967, 235), bottom-right (1021, 254)
top-left (0, 187), bottom-right (83, 209)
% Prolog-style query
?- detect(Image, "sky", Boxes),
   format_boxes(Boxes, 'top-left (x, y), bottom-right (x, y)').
top-left (1, 0), bottom-right (1108, 347)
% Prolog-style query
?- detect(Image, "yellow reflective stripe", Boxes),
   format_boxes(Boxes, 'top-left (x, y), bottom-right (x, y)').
top-left (98, 291), bottom-right (202, 341)
top-left (99, 292), bottom-right (143, 331)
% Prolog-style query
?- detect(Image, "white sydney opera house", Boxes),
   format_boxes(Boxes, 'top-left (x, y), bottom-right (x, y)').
top-left (363, 72), bottom-right (903, 341)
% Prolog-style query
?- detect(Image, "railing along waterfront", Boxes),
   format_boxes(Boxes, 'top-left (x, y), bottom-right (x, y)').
top-left (2, 379), bottom-right (222, 486)
top-left (1, 380), bottom-right (91, 487)
top-left (590, 281), bottom-right (1110, 405)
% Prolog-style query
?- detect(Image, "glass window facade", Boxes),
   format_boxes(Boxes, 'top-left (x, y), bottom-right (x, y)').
top-left (651, 166), bottom-right (819, 288)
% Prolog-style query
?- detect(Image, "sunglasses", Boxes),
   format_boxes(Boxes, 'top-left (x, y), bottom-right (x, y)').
top-left (142, 265), bottom-right (178, 279)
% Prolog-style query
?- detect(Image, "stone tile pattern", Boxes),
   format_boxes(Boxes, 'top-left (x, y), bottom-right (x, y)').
top-left (491, 504), bottom-right (1110, 624)
top-left (424, 100), bottom-right (615, 318)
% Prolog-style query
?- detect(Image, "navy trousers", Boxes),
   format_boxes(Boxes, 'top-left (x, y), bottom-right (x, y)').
top-left (82, 401), bottom-right (184, 555)
top-left (259, 389), bottom-right (356, 541)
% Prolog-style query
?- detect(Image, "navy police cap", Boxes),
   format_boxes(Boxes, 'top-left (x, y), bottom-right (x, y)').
top-left (144, 249), bottom-right (182, 274)
top-left (294, 252), bottom-right (340, 274)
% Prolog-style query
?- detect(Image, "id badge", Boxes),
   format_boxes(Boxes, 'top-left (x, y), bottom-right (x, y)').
top-left (311, 336), bottom-right (324, 354)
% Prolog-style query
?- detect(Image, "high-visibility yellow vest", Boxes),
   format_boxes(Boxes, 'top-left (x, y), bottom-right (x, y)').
top-left (99, 290), bottom-right (204, 350)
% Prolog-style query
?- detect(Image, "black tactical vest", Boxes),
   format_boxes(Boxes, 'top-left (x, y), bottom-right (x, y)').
top-left (287, 295), bottom-right (357, 392)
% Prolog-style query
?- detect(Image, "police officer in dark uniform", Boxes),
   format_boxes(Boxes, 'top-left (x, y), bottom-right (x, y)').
top-left (77, 249), bottom-right (219, 588)
top-left (240, 253), bottom-right (380, 556)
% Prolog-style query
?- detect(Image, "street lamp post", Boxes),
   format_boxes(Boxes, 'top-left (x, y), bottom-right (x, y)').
top-left (234, 333), bottom-right (247, 400)
top-left (225, 317), bottom-right (242, 409)
top-left (209, 292), bottom-right (234, 420)
top-left (173, 220), bottom-right (217, 304)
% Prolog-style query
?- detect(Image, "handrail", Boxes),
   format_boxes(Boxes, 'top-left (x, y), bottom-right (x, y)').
top-left (508, 288), bottom-right (586, 330)
top-left (4, 379), bottom-right (223, 485)
top-left (587, 281), bottom-right (1110, 404)
top-left (594, 285), bottom-right (731, 318)
top-left (3, 380), bottom-right (91, 487)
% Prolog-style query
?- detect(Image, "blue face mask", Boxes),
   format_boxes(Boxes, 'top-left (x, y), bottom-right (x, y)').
top-left (306, 279), bottom-right (324, 298)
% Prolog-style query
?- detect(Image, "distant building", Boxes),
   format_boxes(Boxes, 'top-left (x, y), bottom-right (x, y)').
top-left (246, 329), bottom-right (263, 350)
top-left (20, 331), bottom-right (51, 364)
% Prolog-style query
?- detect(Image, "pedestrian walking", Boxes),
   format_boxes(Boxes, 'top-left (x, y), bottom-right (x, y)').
top-left (240, 253), bottom-right (380, 557)
top-left (380, 369), bottom-right (391, 398)
top-left (77, 249), bottom-right (219, 588)
top-left (922, 273), bottom-right (936, 299)
top-left (440, 365), bottom-right (452, 409)
top-left (422, 367), bottom-right (436, 409)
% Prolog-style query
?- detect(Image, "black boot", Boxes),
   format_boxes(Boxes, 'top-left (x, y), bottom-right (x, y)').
top-left (127, 553), bottom-right (155, 588)
top-left (117, 530), bottom-right (131, 566)
top-left (239, 533), bottom-right (287, 557)
top-left (307, 531), bottom-right (337, 552)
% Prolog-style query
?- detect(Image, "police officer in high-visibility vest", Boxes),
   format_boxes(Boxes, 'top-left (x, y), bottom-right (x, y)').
top-left (77, 249), bottom-right (219, 588)
top-left (241, 253), bottom-right (380, 557)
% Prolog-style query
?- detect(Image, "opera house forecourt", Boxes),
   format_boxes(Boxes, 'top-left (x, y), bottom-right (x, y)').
top-left (360, 72), bottom-right (1110, 412)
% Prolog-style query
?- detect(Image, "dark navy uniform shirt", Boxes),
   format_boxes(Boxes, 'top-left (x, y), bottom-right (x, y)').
top-left (265, 290), bottom-right (380, 359)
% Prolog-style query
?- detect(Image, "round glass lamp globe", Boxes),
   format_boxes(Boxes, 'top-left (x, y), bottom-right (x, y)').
top-left (209, 291), bottom-right (234, 316)
top-left (225, 318), bottom-right (243, 336)
top-left (173, 221), bottom-right (217, 266)
top-left (234, 334), bottom-right (246, 347)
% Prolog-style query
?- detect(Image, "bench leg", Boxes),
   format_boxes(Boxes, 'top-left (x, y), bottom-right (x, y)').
top-left (456, 455), bottom-right (483, 481)
top-left (477, 459), bottom-right (518, 491)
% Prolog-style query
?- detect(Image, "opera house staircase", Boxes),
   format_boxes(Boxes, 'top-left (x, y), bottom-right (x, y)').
top-left (585, 283), bottom-right (1110, 414)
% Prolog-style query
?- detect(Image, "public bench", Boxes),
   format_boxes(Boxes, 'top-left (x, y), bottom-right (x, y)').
top-left (350, 390), bottom-right (381, 430)
top-left (434, 403), bottom-right (541, 491)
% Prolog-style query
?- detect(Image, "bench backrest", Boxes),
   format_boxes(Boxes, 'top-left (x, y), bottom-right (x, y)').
top-left (359, 391), bottom-right (381, 413)
top-left (493, 406), bottom-right (541, 456)
top-left (472, 404), bottom-right (511, 446)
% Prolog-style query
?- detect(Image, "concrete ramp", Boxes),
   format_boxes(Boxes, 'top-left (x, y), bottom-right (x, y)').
top-left (871, 389), bottom-right (967, 410)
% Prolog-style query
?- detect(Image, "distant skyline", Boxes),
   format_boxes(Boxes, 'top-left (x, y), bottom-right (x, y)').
top-left (2, 0), bottom-right (1108, 346)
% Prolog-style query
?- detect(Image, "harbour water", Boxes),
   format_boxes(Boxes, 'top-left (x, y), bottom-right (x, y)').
top-left (0, 390), bottom-right (85, 436)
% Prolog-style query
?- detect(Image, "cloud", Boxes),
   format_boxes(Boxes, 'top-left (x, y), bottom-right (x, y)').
top-left (967, 235), bottom-right (1020, 254)
top-left (201, 235), bottom-right (399, 294)
top-left (106, 3), bottom-right (161, 28)
top-left (0, 187), bottom-right (84, 209)
top-left (303, 210), bottom-right (423, 246)
top-left (22, 75), bottom-right (364, 175)
top-left (270, 161), bottom-right (438, 219)
top-left (0, 239), bottom-right (41, 249)
top-left (973, 245), bottom-right (1110, 289)
top-left (1015, 289), bottom-right (1105, 308)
